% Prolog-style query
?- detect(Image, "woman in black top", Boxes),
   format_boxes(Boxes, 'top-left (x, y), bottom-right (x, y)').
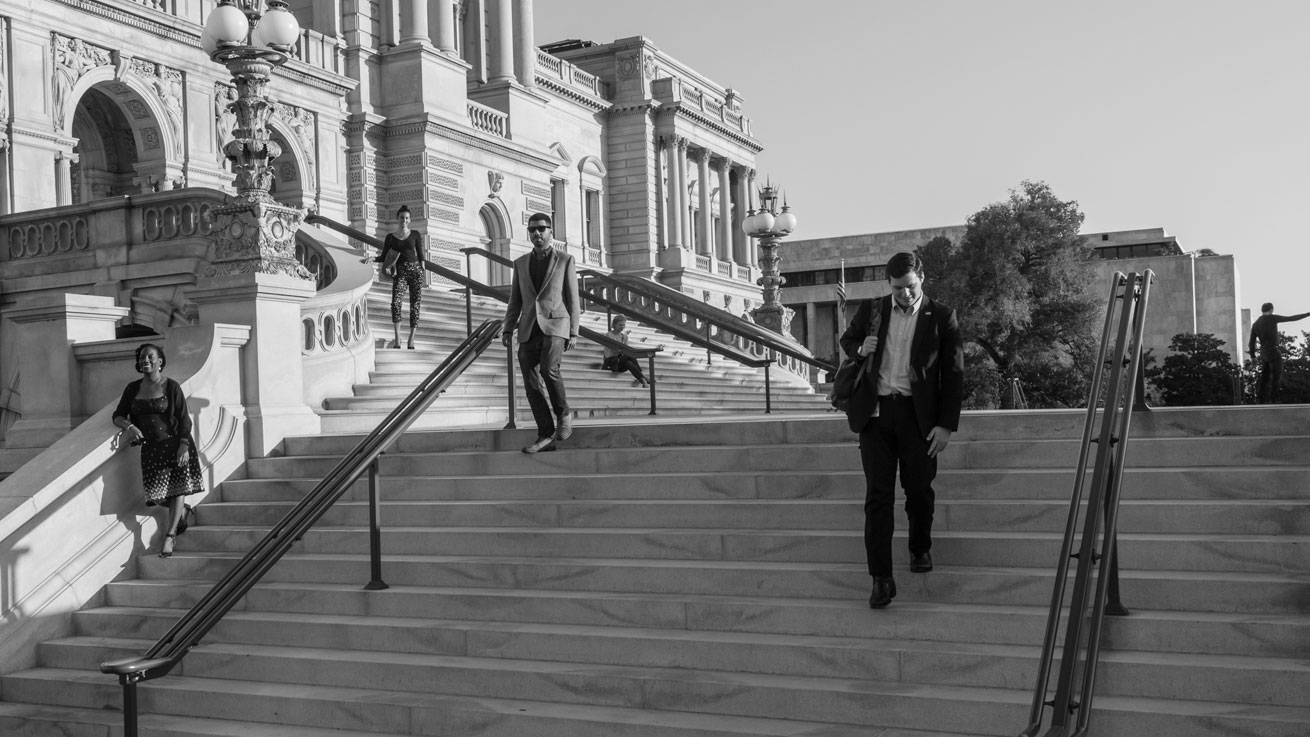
top-left (112, 343), bottom-right (203, 557)
top-left (378, 205), bottom-right (426, 349)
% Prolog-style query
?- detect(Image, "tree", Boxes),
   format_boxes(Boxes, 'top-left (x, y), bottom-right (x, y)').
top-left (1241, 331), bottom-right (1310, 404)
top-left (1145, 332), bottom-right (1241, 406)
top-left (916, 181), bottom-right (1101, 408)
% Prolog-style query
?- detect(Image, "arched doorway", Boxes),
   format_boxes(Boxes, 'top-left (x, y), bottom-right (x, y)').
top-left (65, 74), bottom-right (181, 203)
top-left (478, 201), bottom-right (512, 287)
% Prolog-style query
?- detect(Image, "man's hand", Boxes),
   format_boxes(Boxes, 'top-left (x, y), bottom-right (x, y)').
top-left (858, 335), bottom-right (878, 357)
top-left (502, 332), bottom-right (513, 347)
top-left (926, 426), bottom-right (953, 458)
top-left (565, 337), bottom-right (577, 351)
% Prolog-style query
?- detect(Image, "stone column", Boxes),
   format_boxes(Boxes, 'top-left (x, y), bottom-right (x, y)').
top-left (512, 0), bottom-right (536, 88)
top-left (805, 303), bottom-right (819, 355)
top-left (655, 137), bottom-right (668, 250)
top-left (401, 0), bottom-right (430, 44)
top-left (745, 168), bottom-right (758, 265)
top-left (696, 149), bottom-right (713, 258)
top-left (677, 139), bottom-right (692, 249)
top-left (665, 137), bottom-right (683, 249)
top-left (489, 0), bottom-right (515, 82)
top-left (732, 166), bottom-right (749, 264)
top-left (716, 157), bottom-right (732, 264)
top-left (55, 152), bottom-right (76, 206)
top-left (1, 294), bottom-right (130, 447)
top-left (434, 0), bottom-right (457, 52)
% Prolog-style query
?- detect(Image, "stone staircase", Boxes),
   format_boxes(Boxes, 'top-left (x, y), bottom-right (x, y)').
top-left (1, 406), bottom-right (1307, 736)
top-left (314, 281), bottom-right (830, 433)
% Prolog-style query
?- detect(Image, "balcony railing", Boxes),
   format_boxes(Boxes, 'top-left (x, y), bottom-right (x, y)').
top-left (535, 49), bottom-right (607, 99)
top-left (467, 101), bottom-right (508, 138)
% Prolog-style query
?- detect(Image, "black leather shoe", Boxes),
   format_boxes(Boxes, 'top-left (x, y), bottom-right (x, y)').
top-left (868, 576), bottom-right (896, 609)
top-left (911, 552), bottom-right (933, 573)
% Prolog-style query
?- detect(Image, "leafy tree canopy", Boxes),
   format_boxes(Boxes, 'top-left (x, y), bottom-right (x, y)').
top-left (917, 180), bottom-right (1101, 408)
top-left (1145, 332), bottom-right (1241, 406)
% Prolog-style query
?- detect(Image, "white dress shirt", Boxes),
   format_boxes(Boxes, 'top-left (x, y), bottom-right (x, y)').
top-left (876, 294), bottom-right (921, 397)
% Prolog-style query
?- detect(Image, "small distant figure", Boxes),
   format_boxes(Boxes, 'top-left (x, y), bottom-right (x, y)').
top-left (601, 315), bottom-right (649, 388)
top-left (1249, 302), bottom-right (1310, 404)
top-left (378, 205), bottom-right (425, 349)
top-left (502, 213), bottom-right (580, 454)
top-left (112, 343), bottom-right (203, 558)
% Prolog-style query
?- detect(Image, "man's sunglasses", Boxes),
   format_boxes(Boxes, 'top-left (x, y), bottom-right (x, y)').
top-left (527, 226), bottom-right (549, 233)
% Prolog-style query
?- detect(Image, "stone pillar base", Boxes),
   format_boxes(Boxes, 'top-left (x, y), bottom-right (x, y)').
top-left (189, 272), bottom-right (320, 457)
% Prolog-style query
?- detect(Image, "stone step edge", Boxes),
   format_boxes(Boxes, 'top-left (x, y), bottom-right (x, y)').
top-left (165, 528), bottom-right (1310, 550)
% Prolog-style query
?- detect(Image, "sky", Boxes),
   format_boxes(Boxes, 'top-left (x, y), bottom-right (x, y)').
top-left (536, 0), bottom-right (1310, 331)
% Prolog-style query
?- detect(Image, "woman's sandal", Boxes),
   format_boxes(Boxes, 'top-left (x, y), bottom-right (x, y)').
top-left (160, 534), bottom-right (176, 558)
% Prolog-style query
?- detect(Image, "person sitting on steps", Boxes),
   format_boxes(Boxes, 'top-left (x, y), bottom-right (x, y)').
top-left (601, 315), bottom-right (649, 388)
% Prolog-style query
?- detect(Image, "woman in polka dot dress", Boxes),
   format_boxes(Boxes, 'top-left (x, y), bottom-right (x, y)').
top-left (112, 343), bottom-right (204, 557)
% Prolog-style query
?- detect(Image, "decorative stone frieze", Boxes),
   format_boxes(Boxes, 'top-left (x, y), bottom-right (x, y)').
top-left (52, 34), bottom-right (113, 130)
top-left (203, 198), bottom-right (312, 280)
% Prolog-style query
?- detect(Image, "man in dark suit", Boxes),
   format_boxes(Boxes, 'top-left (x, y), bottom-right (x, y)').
top-left (839, 252), bottom-right (964, 609)
top-left (1248, 302), bottom-right (1309, 404)
top-left (502, 213), bottom-right (580, 453)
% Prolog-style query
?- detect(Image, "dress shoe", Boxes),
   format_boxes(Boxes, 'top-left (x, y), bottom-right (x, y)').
top-left (554, 413), bottom-right (573, 441)
top-left (911, 552), bottom-right (933, 572)
top-left (522, 436), bottom-right (556, 454)
top-left (868, 576), bottom-right (896, 609)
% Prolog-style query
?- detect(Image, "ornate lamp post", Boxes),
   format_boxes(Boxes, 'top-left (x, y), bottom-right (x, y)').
top-left (201, 0), bottom-right (310, 280)
top-left (743, 182), bottom-right (798, 334)
top-left (191, 0), bottom-right (321, 459)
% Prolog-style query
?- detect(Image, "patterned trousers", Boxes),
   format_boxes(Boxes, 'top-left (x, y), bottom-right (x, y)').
top-left (390, 261), bottom-right (423, 327)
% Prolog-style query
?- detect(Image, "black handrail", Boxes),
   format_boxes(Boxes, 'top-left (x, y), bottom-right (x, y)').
top-left (101, 318), bottom-right (504, 737)
top-left (1019, 270), bottom-right (1153, 737)
top-left (305, 215), bottom-right (663, 414)
top-left (460, 245), bottom-right (787, 413)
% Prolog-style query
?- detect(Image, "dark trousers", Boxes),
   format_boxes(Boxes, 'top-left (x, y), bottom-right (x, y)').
top-left (602, 354), bottom-right (646, 382)
top-left (857, 394), bottom-right (937, 578)
top-left (1256, 347), bottom-right (1283, 404)
top-left (518, 331), bottom-right (569, 438)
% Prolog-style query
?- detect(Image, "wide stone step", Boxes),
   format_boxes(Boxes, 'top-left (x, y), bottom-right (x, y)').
top-left (0, 670), bottom-right (992, 737)
top-left (243, 437), bottom-right (1308, 483)
top-left (69, 608), bottom-right (1310, 707)
top-left (100, 579), bottom-right (1310, 659)
top-left (125, 544), bottom-right (1308, 613)
top-left (199, 498), bottom-right (1310, 536)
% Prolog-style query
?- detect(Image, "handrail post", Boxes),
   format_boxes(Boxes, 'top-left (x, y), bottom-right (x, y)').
top-left (122, 678), bottom-right (139, 737)
top-left (504, 337), bottom-right (518, 429)
top-left (364, 457), bottom-right (388, 591)
top-left (764, 361), bottom-right (773, 414)
top-left (463, 250), bottom-right (473, 337)
top-left (1103, 460), bottom-right (1127, 616)
top-left (647, 354), bottom-right (657, 415)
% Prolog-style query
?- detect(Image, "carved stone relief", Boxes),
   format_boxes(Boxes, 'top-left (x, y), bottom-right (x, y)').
top-left (52, 34), bottom-right (112, 130)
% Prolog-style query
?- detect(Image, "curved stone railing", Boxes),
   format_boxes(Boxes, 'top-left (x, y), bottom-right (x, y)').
top-left (591, 282), bottom-right (818, 385)
top-left (0, 322), bottom-right (250, 676)
top-left (297, 223), bottom-right (376, 409)
top-left (467, 101), bottom-right (508, 138)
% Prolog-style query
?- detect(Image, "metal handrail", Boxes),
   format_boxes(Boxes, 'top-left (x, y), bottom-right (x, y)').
top-left (577, 267), bottom-right (834, 373)
top-left (1019, 270), bottom-right (1153, 737)
top-left (461, 245), bottom-right (786, 413)
top-left (305, 216), bottom-right (663, 413)
top-left (101, 318), bottom-right (504, 737)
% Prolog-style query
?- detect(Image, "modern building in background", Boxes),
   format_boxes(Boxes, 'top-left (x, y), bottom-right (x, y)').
top-left (780, 226), bottom-right (1244, 367)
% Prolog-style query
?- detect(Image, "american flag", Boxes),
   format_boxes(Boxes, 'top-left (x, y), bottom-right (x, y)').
top-left (836, 259), bottom-right (847, 311)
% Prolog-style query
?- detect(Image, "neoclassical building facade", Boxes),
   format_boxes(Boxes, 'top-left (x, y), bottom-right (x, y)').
top-left (0, 0), bottom-right (767, 305)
